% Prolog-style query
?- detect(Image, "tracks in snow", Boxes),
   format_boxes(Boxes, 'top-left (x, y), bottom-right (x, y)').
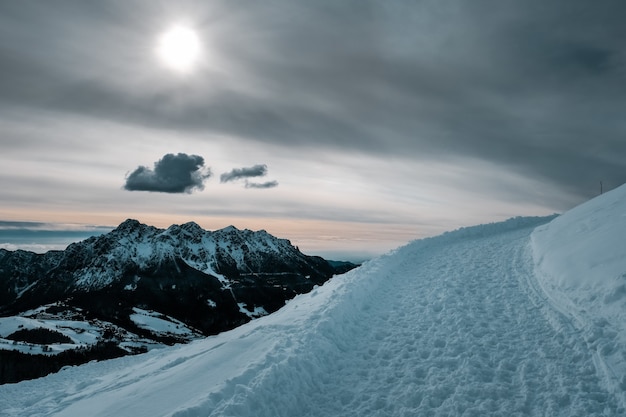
top-left (207, 225), bottom-right (623, 416)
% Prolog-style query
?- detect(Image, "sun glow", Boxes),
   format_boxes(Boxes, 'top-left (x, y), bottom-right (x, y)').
top-left (156, 25), bottom-right (202, 73)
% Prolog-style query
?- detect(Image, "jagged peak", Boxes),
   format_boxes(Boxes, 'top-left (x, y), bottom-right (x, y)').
top-left (103, 220), bottom-right (291, 254)
top-left (180, 221), bottom-right (204, 232)
top-left (216, 226), bottom-right (272, 237)
top-left (218, 225), bottom-right (240, 233)
top-left (213, 226), bottom-right (279, 243)
top-left (110, 219), bottom-right (159, 239)
top-left (167, 221), bottom-right (203, 231)
top-left (164, 222), bottom-right (206, 241)
top-left (114, 219), bottom-right (143, 232)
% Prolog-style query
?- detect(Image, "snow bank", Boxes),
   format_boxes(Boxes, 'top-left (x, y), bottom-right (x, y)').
top-left (531, 183), bottom-right (626, 397)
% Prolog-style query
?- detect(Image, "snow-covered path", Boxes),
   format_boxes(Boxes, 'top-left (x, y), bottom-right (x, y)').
top-left (2, 206), bottom-right (626, 416)
top-left (204, 220), bottom-right (621, 416)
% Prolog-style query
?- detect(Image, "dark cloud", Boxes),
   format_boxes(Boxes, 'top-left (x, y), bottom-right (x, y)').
top-left (220, 164), bottom-right (268, 183)
top-left (124, 153), bottom-right (211, 193)
top-left (221, 164), bottom-right (278, 189)
top-left (1, 1), bottom-right (626, 204)
top-left (245, 180), bottom-right (279, 189)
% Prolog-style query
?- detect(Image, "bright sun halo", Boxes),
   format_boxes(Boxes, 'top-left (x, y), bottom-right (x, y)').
top-left (156, 25), bottom-right (202, 73)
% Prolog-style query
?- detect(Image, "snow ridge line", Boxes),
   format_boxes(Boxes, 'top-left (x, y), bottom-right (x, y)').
top-left (527, 240), bottom-right (626, 410)
top-left (518, 242), bottom-right (585, 332)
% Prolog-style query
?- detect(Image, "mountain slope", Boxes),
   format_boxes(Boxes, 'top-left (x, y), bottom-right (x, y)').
top-left (0, 220), bottom-right (340, 325)
top-left (0, 221), bottom-right (355, 383)
top-left (2, 186), bottom-right (626, 416)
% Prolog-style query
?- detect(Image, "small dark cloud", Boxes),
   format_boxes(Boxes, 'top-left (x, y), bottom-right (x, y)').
top-left (221, 164), bottom-right (279, 189)
top-left (245, 180), bottom-right (279, 189)
top-left (124, 153), bottom-right (211, 193)
top-left (220, 164), bottom-right (268, 183)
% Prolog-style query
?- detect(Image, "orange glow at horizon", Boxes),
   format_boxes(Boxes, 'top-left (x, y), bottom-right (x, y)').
top-left (0, 208), bottom-right (431, 259)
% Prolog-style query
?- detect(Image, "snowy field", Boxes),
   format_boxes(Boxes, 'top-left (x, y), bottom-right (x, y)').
top-left (0, 316), bottom-right (101, 355)
top-left (130, 308), bottom-right (201, 338)
top-left (2, 185), bottom-right (626, 416)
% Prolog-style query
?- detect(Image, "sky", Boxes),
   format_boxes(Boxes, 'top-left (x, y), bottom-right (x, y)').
top-left (1, 0), bottom-right (625, 261)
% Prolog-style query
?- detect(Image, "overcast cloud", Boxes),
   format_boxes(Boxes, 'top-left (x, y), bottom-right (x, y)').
top-left (124, 153), bottom-right (211, 193)
top-left (1, 0), bottom-right (625, 200)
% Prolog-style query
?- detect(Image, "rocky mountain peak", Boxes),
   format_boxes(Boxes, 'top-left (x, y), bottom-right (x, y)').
top-left (115, 218), bottom-right (142, 231)
top-left (164, 222), bottom-right (205, 241)
top-left (180, 221), bottom-right (203, 232)
top-left (110, 219), bottom-right (158, 239)
top-left (218, 225), bottom-right (240, 234)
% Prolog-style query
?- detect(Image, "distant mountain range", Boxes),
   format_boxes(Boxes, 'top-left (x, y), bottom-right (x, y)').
top-left (0, 219), bottom-right (358, 383)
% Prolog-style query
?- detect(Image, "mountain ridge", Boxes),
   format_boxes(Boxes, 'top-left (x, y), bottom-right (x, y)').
top-left (0, 219), bottom-right (358, 383)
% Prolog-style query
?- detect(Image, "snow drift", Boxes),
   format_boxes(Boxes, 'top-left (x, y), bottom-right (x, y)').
top-left (532, 183), bottom-right (626, 397)
top-left (2, 185), bottom-right (626, 416)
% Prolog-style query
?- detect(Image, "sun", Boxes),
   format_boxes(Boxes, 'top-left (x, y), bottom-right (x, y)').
top-left (156, 24), bottom-right (202, 73)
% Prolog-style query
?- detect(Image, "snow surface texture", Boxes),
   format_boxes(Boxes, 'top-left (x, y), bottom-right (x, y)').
top-left (2, 187), bottom-right (626, 416)
top-left (531, 184), bottom-right (626, 406)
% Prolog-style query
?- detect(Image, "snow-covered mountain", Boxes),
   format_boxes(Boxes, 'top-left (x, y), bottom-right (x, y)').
top-left (0, 220), bottom-right (356, 383)
top-left (2, 184), bottom-right (626, 416)
top-left (2, 219), bottom-right (336, 295)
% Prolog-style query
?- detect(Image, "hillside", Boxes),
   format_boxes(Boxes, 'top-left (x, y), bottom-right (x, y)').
top-left (2, 185), bottom-right (626, 416)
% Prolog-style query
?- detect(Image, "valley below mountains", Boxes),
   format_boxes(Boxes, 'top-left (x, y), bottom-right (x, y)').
top-left (0, 219), bottom-right (357, 384)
